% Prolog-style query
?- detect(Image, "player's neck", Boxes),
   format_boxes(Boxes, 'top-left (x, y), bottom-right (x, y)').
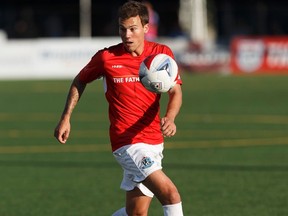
top-left (127, 41), bottom-right (146, 57)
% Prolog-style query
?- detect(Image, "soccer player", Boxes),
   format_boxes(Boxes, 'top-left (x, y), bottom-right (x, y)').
top-left (54, 1), bottom-right (183, 215)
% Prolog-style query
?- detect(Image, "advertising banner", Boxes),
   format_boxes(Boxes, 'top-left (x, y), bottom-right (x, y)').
top-left (0, 38), bottom-right (120, 79)
top-left (230, 36), bottom-right (288, 74)
top-left (0, 37), bottom-right (186, 79)
top-left (176, 42), bottom-right (230, 74)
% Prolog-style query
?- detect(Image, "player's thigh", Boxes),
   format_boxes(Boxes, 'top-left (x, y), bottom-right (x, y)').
top-left (142, 169), bottom-right (181, 205)
top-left (126, 187), bottom-right (152, 215)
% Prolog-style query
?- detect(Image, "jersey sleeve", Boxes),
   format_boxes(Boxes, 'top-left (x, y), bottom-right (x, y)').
top-left (78, 50), bottom-right (105, 83)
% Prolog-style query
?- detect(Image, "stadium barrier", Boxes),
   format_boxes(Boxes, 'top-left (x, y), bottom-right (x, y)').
top-left (0, 36), bottom-right (120, 79)
top-left (6, 35), bottom-right (288, 79)
top-left (0, 35), bottom-right (188, 80)
top-left (230, 36), bottom-right (288, 74)
top-left (175, 41), bottom-right (230, 74)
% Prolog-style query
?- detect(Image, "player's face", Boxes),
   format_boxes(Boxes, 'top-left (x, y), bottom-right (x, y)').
top-left (119, 15), bottom-right (148, 56)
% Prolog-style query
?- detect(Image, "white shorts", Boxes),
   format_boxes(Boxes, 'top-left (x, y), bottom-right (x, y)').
top-left (113, 143), bottom-right (164, 197)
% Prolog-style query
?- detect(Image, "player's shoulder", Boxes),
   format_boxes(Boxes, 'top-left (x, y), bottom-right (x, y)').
top-left (146, 40), bottom-right (171, 50)
top-left (145, 40), bottom-right (173, 56)
top-left (91, 43), bottom-right (124, 60)
top-left (106, 42), bottom-right (123, 52)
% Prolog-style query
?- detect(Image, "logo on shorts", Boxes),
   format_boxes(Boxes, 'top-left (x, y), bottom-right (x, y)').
top-left (141, 157), bottom-right (154, 169)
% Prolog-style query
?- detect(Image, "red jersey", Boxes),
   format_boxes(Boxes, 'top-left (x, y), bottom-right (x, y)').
top-left (78, 40), bottom-right (182, 151)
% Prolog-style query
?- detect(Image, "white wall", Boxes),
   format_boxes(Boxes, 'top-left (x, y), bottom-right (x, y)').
top-left (0, 36), bottom-right (188, 80)
top-left (0, 36), bottom-right (121, 79)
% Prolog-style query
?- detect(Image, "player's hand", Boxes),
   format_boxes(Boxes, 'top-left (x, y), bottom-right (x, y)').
top-left (161, 117), bottom-right (176, 137)
top-left (54, 119), bottom-right (71, 144)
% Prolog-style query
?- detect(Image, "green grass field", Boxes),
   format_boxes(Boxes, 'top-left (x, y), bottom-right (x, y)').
top-left (1, 73), bottom-right (288, 216)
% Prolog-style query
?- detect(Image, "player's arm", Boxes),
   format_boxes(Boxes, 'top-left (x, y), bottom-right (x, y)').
top-left (161, 84), bottom-right (182, 137)
top-left (54, 74), bottom-right (87, 144)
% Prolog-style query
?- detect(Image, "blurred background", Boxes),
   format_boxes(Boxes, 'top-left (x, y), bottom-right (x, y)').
top-left (1, 2), bottom-right (288, 215)
top-left (1, 0), bottom-right (288, 40)
top-left (1, 0), bottom-right (288, 78)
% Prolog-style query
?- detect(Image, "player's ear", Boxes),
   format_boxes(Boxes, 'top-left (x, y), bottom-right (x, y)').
top-left (144, 24), bottom-right (149, 34)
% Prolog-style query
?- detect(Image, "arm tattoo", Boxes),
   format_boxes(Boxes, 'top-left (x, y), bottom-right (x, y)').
top-left (62, 77), bottom-right (86, 118)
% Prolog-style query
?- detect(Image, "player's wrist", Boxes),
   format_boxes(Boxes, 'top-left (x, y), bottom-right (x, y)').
top-left (60, 114), bottom-right (71, 122)
top-left (164, 115), bottom-right (176, 122)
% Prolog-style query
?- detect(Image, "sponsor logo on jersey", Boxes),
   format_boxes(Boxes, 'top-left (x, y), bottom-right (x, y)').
top-left (113, 75), bottom-right (140, 83)
top-left (112, 65), bottom-right (124, 68)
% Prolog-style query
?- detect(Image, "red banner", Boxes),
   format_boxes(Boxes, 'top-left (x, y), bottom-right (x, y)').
top-left (230, 36), bottom-right (288, 74)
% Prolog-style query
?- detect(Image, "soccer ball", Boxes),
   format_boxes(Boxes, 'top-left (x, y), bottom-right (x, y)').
top-left (139, 53), bottom-right (178, 93)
